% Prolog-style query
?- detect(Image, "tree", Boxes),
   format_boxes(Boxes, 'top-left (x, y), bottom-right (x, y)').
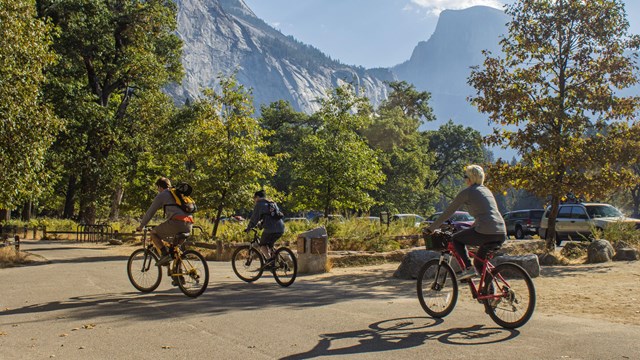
top-left (179, 76), bottom-right (277, 238)
top-left (468, 0), bottom-right (640, 250)
top-left (291, 85), bottom-right (384, 216)
top-left (38, 0), bottom-right (183, 223)
top-left (0, 0), bottom-right (61, 211)
top-left (380, 81), bottom-right (436, 122)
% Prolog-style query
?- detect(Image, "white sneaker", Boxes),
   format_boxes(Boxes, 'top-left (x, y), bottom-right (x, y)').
top-left (457, 267), bottom-right (478, 281)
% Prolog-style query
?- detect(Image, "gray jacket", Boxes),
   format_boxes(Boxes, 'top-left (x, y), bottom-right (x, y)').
top-left (428, 184), bottom-right (506, 234)
top-left (140, 189), bottom-right (190, 227)
top-left (247, 199), bottom-right (285, 234)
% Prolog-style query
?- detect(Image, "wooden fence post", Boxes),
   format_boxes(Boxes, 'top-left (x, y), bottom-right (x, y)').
top-left (14, 235), bottom-right (20, 251)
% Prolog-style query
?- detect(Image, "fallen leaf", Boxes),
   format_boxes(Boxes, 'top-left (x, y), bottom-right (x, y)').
top-left (0, 332), bottom-right (7, 336)
top-left (162, 346), bottom-right (172, 349)
top-left (78, 346), bottom-right (85, 350)
top-left (71, 328), bottom-right (79, 331)
top-left (59, 334), bottom-right (68, 338)
top-left (82, 324), bottom-right (95, 330)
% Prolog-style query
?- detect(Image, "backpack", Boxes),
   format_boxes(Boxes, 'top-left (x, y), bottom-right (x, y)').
top-left (169, 183), bottom-right (197, 214)
top-left (267, 200), bottom-right (284, 220)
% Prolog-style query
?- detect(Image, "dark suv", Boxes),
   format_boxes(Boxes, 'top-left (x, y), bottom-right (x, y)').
top-left (503, 209), bottom-right (545, 239)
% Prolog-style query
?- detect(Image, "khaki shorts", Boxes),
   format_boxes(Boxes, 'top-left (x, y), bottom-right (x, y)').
top-left (151, 220), bottom-right (192, 241)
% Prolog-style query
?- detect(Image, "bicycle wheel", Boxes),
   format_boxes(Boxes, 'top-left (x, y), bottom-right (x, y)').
top-left (273, 247), bottom-right (297, 287)
top-left (483, 262), bottom-right (536, 329)
top-left (231, 245), bottom-right (264, 282)
top-left (127, 248), bottom-right (162, 293)
top-left (416, 259), bottom-right (458, 318)
top-left (175, 250), bottom-right (209, 298)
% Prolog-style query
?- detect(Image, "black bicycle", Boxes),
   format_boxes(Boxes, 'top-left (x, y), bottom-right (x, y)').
top-left (231, 228), bottom-right (297, 287)
top-left (127, 226), bottom-right (210, 298)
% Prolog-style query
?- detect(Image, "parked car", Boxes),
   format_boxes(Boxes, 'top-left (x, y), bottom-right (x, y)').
top-left (392, 214), bottom-right (425, 227)
top-left (503, 209), bottom-right (545, 239)
top-left (356, 216), bottom-right (380, 223)
top-left (424, 211), bottom-right (475, 231)
top-left (539, 203), bottom-right (640, 246)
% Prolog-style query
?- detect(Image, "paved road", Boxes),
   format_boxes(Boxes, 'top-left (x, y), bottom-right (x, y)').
top-left (1, 241), bottom-right (639, 359)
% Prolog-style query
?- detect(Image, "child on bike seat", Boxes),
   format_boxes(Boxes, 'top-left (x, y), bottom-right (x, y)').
top-left (244, 190), bottom-right (285, 267)
top-left (136, 177), bottom-right (193, 266)
top-left (424, 165), bottom-right (506, 280)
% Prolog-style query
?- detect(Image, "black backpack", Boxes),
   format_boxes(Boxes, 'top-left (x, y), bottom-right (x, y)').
top-left (267, 201), bottom-right (284, 220)
top-left (169, 183), bottom-right (197, 214)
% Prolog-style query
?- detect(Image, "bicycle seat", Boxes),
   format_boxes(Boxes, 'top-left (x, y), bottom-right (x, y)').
top-left (172, 232), bottom-right (191, 246)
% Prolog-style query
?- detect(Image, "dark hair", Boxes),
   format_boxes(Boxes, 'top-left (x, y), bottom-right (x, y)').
top-left (155, 177), bottom-right (171, 189)
top-left (254, 190), bottom-right (266, 198)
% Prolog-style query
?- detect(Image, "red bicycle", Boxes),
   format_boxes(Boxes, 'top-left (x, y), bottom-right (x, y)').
top-left (417, 227), bottom-right (536, 328)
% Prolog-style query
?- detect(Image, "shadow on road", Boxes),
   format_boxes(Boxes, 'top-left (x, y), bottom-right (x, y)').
top-left (281, 317), bottom-right (520, 359)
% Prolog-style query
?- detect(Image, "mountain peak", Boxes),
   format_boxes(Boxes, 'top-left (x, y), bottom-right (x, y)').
top-left (218, 0), bottom-right (257, 18)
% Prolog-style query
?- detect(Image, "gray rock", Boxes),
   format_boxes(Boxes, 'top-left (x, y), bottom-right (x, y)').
top-left (587, 239), bottom-right (615, 263)
top-left (108, 239), bottom-right (123, 246)
top-left (538, 252), bottom-right (562, 266)
top-left (613, 248), bottom-right (639, 261)
top-left (491, 254), bottom-right (540, 278)
top-left (393, 250), bottom-right (441, 280)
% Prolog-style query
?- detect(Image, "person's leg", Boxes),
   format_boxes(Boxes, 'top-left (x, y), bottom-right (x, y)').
top-left (260, 232), bottom-right (283, 263)
top-left (451, 227), bottom-right (485, 268)
top-left (474, 234), bottom-right (506, 272)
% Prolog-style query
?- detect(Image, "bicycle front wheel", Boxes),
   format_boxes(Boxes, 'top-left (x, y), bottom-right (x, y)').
top-left (127, 248), bottom-right (162, 293)
top-left (483, 262), bottom-right (536, 329)
top-left (231, 246), bottom-right (264, 282)
top-left (175, 250), bottom-right (209, 298)
top-left (273, 247), bottom-right (297, 287)
top-left (417, 259), bottom-right (458, 318)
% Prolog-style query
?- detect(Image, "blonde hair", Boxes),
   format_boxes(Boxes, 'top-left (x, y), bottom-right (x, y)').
top-left (465, 165), bottom-right (485, 185)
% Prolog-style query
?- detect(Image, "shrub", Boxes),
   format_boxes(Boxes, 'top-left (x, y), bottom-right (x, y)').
top-left (592, 222), bottom-right (640, 251)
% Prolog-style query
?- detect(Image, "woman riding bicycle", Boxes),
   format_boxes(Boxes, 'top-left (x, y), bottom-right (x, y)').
top-left (425, 165), bottom-right (506, 280)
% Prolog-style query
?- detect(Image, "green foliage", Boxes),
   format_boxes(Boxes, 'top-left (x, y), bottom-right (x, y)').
top-left (179, 76), bottom-right (277, 237)
top-left (291, 84), bottom-right (385, 215)
top-left (468, 0), bottom-right (640, 249)
top-left (39, 0), bottom-right (184, 223)
top-left (0, 0), bottom-right (61, 208)
top-left (594, 222), bottom-right (640, 250)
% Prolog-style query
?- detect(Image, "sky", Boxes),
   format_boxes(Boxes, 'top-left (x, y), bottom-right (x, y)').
top-left (244, 0), bottom-right (640, 69)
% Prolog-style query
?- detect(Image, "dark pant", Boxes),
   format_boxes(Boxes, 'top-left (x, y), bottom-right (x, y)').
top-left (260, 232), bottom-right (283, 247)
top-left (452, 227), bottom-right (506, 269)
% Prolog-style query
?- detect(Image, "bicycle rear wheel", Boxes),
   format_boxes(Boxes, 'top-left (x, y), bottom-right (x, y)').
top-left (127, 248), bottom-right (162, 293)
top-left (175, 250), bottom-right (209, 298)
top-left (483, 262), bottom-right (536, 329)
top-left (231, 245), bottom-right (264, 282)
top-left (416, 259), bottom-right (458, 318)
top-left (273, 247), bottom-right (297, 287)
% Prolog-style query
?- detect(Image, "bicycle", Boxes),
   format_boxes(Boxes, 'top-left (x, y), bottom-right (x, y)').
top-left (127, 226), bottom-right (210, 298)
top-left (417, 226), bottom-right (536, 329)
top-left (231, 228), bottom-right (297, 287)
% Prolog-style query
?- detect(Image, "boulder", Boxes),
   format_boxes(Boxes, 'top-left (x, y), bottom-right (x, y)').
top-left (612, 247), bottom-right (639, 261)
top-left (108, 239), bottom-right (123, 246)
top-left (393, 250), bottom-right (441, 279)
top-left (587, 239), bottom-right (615, 263)
top-left (491, 254), bottom-right (540, 278)
top-left (538, 252), bottom-right (564, 266)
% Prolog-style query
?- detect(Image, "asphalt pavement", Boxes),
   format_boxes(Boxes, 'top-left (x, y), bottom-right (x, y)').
top-left (1, 241), bottom-right (638, 359)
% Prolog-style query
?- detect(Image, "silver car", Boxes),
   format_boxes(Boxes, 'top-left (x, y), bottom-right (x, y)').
top-left (539, 203), bottom-right (640, 246)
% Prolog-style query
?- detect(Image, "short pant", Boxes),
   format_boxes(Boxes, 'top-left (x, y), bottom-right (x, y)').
top-left (151, 219), bottom-right (192, 240)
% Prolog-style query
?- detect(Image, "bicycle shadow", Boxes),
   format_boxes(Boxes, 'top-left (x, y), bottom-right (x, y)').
top-left (281, 317), bottom-right (520, 359)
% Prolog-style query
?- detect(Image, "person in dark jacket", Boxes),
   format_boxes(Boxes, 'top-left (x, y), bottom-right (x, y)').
top-left (245, 190), bottom-right (285, 265)
top-left (425, 165), bottom-right (506, 280)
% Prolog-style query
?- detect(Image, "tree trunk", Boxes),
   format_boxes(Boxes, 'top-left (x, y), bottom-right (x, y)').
top-left (109, 183), bottom-right (124, 221)
top-left (631, 184), bottom-right (640, 218)
top-left (63, 175), bottom-right (77, 219)
top-left (545, 195), bottom-right (561, 251)
top-left (212, 205), bottom-right (224, 238)
top-left (21, 201), bottom-right (32, 221)
top-left (0, 209), bottom-right (10, 222)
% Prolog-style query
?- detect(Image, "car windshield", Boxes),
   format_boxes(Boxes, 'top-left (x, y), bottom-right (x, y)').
top-left (585, 205), bottom-right (623, 218)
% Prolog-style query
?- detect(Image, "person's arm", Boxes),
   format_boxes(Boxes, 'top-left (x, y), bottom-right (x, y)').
top-left (139, 192), bottom-right (165, 228)
top-left (428, 188), bottom-right (468, 232)
top-left (245, 202), bottom-right (261, 231)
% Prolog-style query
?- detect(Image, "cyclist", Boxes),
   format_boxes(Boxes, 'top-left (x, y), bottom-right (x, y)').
top-left (136, 177), bottom-right (193, 266)
top-left (425, 165), bottom-right (506, 280)
top-left (244, 190), bottom-right (285, 268)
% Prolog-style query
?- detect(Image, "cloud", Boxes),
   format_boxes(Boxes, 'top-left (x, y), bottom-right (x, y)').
top-left (408, 0), bottom-right (505, 16)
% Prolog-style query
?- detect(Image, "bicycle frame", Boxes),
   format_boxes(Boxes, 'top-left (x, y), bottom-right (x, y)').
top-left (439, 240), bottom-right (507, 303)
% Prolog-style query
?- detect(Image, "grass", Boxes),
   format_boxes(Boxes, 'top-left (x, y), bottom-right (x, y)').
top-left (0, 246), bottom-right (32, 268)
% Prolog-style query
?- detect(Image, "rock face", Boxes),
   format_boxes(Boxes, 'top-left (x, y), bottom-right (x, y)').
top-left (587, 239), bottom-right (615, 263)
top-left (392, 6), bottom-right (508, 134)
top-left (491, 254), bottom-right (540, 278)
top-left (393, 250), bottom-right (441, 280)
top-left (169, 0), bottom-right (393, 113)
top-left (613, 248), bottom-right (639, 261)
